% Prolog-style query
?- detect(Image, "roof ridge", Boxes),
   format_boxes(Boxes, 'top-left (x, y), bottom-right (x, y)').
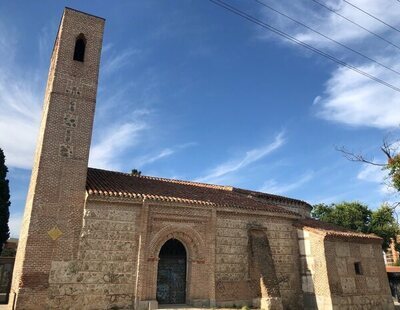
top-left (86, 168), bottom-right (300, 215)
top-left (295, 218), bottom-right (382, 240)
top-left (88, 167), bottom-right (233, 191)
top-left (233, 187), bottom-right (311, 207)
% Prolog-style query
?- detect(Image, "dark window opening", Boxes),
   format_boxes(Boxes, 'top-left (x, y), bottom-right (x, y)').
top-left (159, 239), bottom-right (186, 257)
top-left (354, 262), bottom-right (363, 275)
top-left (156, 239), bottom-right (187, 304)
top-left (73, 34), bottom-right (86, 62)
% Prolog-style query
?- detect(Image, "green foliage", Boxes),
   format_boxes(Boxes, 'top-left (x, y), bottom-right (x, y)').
top-left (0, 149), bottom-right (10, 254)
top-left (0, 247), bottom-right (15, 257)
top-left (312, 201), bottom-right (399, 250)
top-left (370, 204), bottom-right (399, 250)
top-left (131, 169), bottom-right (142, 176)
top-left (386, 155), bottom-right (400, 191)
top-left (312, 202), bottom-right (371, 233)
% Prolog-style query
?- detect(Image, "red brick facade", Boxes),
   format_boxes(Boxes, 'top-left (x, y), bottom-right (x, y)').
top-left (7, 7), bottom-right (394, 310)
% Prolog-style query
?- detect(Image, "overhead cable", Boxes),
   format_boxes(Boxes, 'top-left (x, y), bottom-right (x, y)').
top-left (254, 0), bottom-right (400, 76)
top-left (208, 0), bottom-right (400, 93)
top-left (310, 0), bottom-right (400, 51)
top-left (342, 0), bottom-right (400, 34)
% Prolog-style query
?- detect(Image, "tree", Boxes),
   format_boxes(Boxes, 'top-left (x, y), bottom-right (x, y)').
top-left (337, 137), bottom-right (400, 193)
top-left (0, 247), bottom-right (16, 257)
top-left (312, 201), bottom-right (371, 233)
top-left (312, 201), bottom-right (400, 250)
top-left (370, 204), bottom-right (399, 250)
top-left (337, 137), bottom-right (400, 215)
top-left (131, 169), bottom-right (142, 176)
top-left (388, 154), bottom-right (400, 192)
top-left (0, 148), bottom-right (10, 254)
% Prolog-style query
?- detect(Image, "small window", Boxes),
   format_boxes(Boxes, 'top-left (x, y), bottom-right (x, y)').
top-left (73, 34), bottom-right (86, 62)
top-left (354, 262), bottom-right (363, 275)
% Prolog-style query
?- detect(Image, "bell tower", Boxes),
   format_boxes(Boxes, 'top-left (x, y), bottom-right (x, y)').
top-left (10, 8), bottom-right (104, 308)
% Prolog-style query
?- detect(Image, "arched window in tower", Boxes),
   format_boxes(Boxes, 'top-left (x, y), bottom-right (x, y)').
top-left (73, 34), bottom-right (86, 62)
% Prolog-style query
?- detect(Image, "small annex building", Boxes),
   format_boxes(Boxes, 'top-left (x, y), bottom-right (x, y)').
top-left (8, 7), bottom-right (393, 310)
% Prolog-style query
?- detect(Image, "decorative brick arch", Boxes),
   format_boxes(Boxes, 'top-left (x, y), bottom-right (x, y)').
top-left (148, 224), bottom-right (205, 262)
top-left (143, 224), bottom-right (208, 302)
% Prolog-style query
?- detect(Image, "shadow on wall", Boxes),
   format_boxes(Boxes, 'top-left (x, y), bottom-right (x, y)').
top-left (297, 230), bottom-right (318, 309)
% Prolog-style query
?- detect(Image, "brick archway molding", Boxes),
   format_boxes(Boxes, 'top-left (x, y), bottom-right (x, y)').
top-left (141, 224), bottom-right (207, 308)
top-left (149, 224), bottom-right (205, 262)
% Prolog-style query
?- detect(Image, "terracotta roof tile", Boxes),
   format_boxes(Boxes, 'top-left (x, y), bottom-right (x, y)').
top-left (86, 168), bottom-right (303, 214)
top-left (295, 218), bottom-right (382, 242)
top-left (386, 266), bottom-right (400, 273)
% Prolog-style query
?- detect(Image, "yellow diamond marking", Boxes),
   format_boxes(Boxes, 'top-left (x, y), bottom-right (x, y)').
top-left (47, 226), bottom-right (63, 241)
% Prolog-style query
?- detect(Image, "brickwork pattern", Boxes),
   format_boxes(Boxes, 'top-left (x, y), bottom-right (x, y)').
top-left (140, 205), bottom-right (213, 307)
top-left (10, 8), bottom-right (104, 309)
top-left (325, 240), bottom-right (394, 309)
top-left (47, 201), bottom-right (140, 309)
top-left (300, 229), bottom-right (394, 310)
top-left (8, 6), bottom-right (395, 310)
top-left (298, 229), bottom-right (332, 309)
top-left (215, 214), bottom-right (302, 308)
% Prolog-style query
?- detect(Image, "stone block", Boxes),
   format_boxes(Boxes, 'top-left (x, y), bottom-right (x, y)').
top-left (260, 297), bottom-right (283, 310)
top-left (360, 244), bottom-right (373, 258)
top-left (192, 299), bottom-right (210, 307)
top-left (336, 257), bottom-right (348, 276)
top-left (340, 277), bottom-right (356, 293)
top-left (366, 277), bottom-right (380, 291)
top-left (49, 261), bottom-right (81, 284)
top-left (298, 239), bottom-right (311, 256)
top-left (336, 243), bottom-right (350, 257)
top-left (302, 275), bottom-right (314, 293)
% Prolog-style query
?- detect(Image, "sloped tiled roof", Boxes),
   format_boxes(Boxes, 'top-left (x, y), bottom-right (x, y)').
top-left (86, 168), bottom-right (308, 214)
top-left (295, 218), bottom-right (382, 242)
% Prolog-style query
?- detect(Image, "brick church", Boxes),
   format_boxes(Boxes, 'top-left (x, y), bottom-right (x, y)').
top-left (8, 8), bottom-right (394, 310)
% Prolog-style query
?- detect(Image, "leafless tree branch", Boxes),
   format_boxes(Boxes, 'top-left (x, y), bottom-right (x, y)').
top-left (335, 146), bottom-right (386, 166)
top-left (336, 136), bottom-right (399, 167)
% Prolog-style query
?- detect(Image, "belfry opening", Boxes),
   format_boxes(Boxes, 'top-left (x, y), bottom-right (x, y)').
top-left (156, 239), bottom-right (187, 304)
top-left (8, 6), bottom-right (395, 310)
top-left (73, 33), bottom-right (86, 62)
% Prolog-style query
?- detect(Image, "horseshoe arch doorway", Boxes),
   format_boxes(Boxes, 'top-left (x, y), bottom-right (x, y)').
top-left (156, 239), bottom-right (187, 304)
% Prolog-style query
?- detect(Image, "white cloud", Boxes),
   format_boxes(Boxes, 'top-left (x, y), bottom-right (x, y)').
top-left (356, 164), bottom-right (398, 195)
top-left (257, 0), bottom-right (400, 129)
top-left (102, 48), bottom-right (141, 76)
top-left (259, 171), bottom-right (314, 195)
top-left (134, 143), bottom-right (196, 168)
top-left (0, 23), bottom-right (42, 169)
top-left (357, 164), bottom-right (386, 183)
top-left (9, 212), bottom-right (22, 238)
top-left (315, 62), bottom-right (400, 128)
top-left (89, 121), bottom-right (148, 171)
top-left (196, 132), bottom-right (285, 183)
top-left (138, 148), bottom-right (174, 166)
top-left (259, 0), bottom-right (399, 49)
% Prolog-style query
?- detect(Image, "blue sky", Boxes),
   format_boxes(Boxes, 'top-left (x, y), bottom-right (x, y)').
top-left (1, 1), bottom-right (399, 237)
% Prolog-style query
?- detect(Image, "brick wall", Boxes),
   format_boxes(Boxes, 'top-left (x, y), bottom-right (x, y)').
top-left (326, 240), bottom-right (394, 309)
top-left (299, 228), bottom-right (394, 310)
top-left (8, 6), bottom-right (394, 310)
top-left (47, 200), bottom-right (140, 309)
top-left (9, 8), bottom-right (104, 309)
top-left (215, 212), bottom-right (302, 308)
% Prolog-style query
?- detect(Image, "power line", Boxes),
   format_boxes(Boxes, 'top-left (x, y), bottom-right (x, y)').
top-left (254, 0), bottom-right (400, 76)
top-left (208, 0), bottom-right (400, 93)
top-left (310, 0), bottom-right (400, 51)
top-left (342, 0), bottom-right (400, 34)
